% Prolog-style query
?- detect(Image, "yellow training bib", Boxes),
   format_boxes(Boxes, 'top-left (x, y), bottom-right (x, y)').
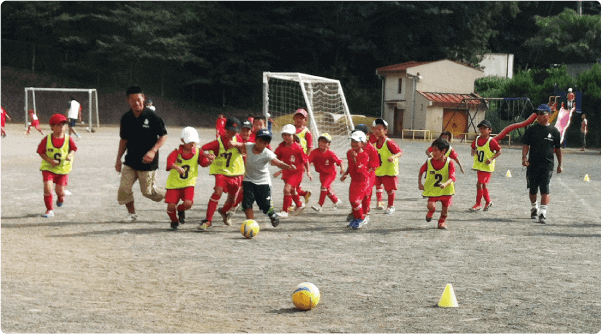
top-left (375, 138), bottom-right (399, 176)
top-left (209, 137), bottom-right (245, 176)
top-left (166, 149), bottom-right (200, 189)
top-left (472, 136), bottom-right (495, 172)
top-left (422, 158), bottom-right (454, 197)
top-left (40, 134), bottom-right (73, 175)
top-left (297, 127), bottom-right (309, 154)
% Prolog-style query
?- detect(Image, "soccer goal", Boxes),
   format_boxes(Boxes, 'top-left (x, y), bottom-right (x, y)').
top-left (263, 72), bottom-right (354, 156)
top-left (24, 87), bottom-right (100, 131)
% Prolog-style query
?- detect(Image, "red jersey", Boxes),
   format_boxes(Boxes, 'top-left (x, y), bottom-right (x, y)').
top-left (470, 136), bottom-right (501, 152)
top-left (346, 149), bottom-right (370, 182)
top-left (275, 141), bottom-right (307, 178)
top-left (308, 149), bottom-right (342, 175)
top-left (364, 142), bottom-right (380, 170)
top-left (201, 135), bottom-right (239, 154)
top-left (37, 135), bottom-right (78, 155)
top-left (166, 145), bottom-right (211, 170)
top-left (215, 117), bottom-right (226, 135)
top-left (368, 133), bottom-right (377, 144)
top-left (427, 146), bottom-right (459, 160)
top-left (420, 157), bottom-right (457, 182)
top-left (1, 106), bottom-right (6, 124)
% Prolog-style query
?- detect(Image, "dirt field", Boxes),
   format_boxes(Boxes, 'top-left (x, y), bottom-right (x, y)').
top-left (2, 123), bottom-right (600, 333)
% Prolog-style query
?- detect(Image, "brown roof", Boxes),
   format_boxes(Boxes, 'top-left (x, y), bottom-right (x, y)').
top-left (376, 59), bottom-right (483, 76)
top-left (418, 91), bottom-right (484, 108)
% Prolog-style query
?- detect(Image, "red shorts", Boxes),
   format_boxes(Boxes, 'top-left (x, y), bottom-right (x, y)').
top-left (31, 119), bottom-right (41, 129)
top-left (375, 175), bottom-right (398, 192)
top-left (165, 186), bottom-right (195, 204)
top-left (319, 172), bottom-right (337, 189)
top-left (477, 170), bottom-right (492, 184)
top-left (349, 179), bottom-right (369, 203)
top-left (427, 195), bottom-right (453, 207)
top-left (213, 174), bottom-right (243, 195)
top-left (42, 171), bottom-right (68, 186)
top-left (283, 171), bottom-right (303, 189)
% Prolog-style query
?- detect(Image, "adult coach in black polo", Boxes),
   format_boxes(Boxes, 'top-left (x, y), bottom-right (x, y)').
top-left (115, 86), bottom-right (168, 222)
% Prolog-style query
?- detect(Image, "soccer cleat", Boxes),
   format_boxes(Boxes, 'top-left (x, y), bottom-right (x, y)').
top-left (438, 222), bottom-right (448, 230)
top-left (531, 208), bottom-right (538, 219)
top-left (358, 215), bottom-right (369, 228)
top-left (303, 191), bottom-right (312, 204)
top-left (278, 211), bottom-right (289, 219)
top-left (230, 203), bottom-right (241, 214)
top-left (311, 205), bottom-right (322, 212)
top-left (123, 213), bottom-right (138, 222)
top-left (43, 210), bottom-right (54, 218)
top-left (346, 212), bottom-right (355, 222)
top-left (218, 207), bottom-right (232, 226)
top-left (333, 199), bottom-right (342, 209)
top-left (483, 201), bottom-right (493, 211)
top-left (426, 211), bottom-right (434, 222)
top-left (170, 222), bottom-right (179, 230)
top-left (56, 201), bottom-right (64, 207)
top-left (349, 219), bottom-right (361, 230)
top-left (64, 190), bottom-right (72, 196)
top-left (385, 206), bottom-right (395, 215)
top-left (270, 213), bottom-right (280, 227)
top-left (538, 214), bottom-right (547, 224)
top-left (178, 210), bottom-right (186, 224)
top-left (198, 219), bottom-right (212, 231)
top-left (288, 205), bottom-right (296, 212)
top-left (469, 204), bottom-right (483, 212)
top-left (377, 202), bottom-right (386, 210)
top-left (292, 203), bottom-right (306, 215)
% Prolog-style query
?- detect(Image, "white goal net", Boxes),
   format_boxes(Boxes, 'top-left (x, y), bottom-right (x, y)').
top-left (262, 72), bottom-right (354, 156)
top-left (24, 87), bottom-right (100, 131)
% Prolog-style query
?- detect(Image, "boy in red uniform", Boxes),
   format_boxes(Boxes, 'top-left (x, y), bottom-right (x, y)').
top-left (470, 120), bottom-right (502, 211)
top-left (274, 124), bottom-right (311, 218)
top-left (1, 106), bottom-right (11, 137)
top-left (165, 127), bottom-right (213, 230)
top-left (199, 117), bottom-right (246, 230)
top-left (37, 114), bottom-right (78, 217)
top-left (372, 119), bottom-right (403, 214)
top-left (341, 130), bottom-right (371, 230)
top-left (425, 131), bottom-right (465, 173)
top-left (346, 124), bottom-right (380, 221)
top-left (240, 120), bottom-right (253, 143)
top-left (26, 109), bottom-right (45, 135)
top-left (419, 138), bottom-right (456, 229)
top-left (215, 113), bottom-right (226, 139)
top-left (293, 109), bottom-right (313, 204)
top-left (308, 133), bottom-right (344, 212)
top-left (249, 116), bottom-right (267, 143)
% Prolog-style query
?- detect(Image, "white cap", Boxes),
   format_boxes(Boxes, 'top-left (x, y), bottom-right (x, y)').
top-left (372, 118), bottom-right (388, 128)
top-left (568, 88), bottom-right (573, 92)
top-left (281, 124), bottom-right (296, 135)
top-left (350, 130), bottom-right (366, 143)
top-left (181, 126), bottom-right (200, 144)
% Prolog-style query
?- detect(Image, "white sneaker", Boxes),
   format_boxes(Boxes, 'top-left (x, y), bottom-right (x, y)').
top-left (123, 213), bottom-right (138, 222)
top-left (385, 206), bottom-right (395, 214)
top-left (278, 211), bottom-right (289, 219)
top-left (293, 203), bottom-right (306, 215)
top-left (333, 199), bottom-right (342, 209)
top-left (64, 190), bottom-right (72, 196)
top-left (311, 204), bottom-right (322, 212)
top-left (43, 210), bottom-right (54, 218)
top-left (377, 201), bottom-right (386, 210)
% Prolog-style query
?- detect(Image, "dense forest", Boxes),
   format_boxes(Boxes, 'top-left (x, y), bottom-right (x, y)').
top-left (2, 1), bottom-right (600, 115)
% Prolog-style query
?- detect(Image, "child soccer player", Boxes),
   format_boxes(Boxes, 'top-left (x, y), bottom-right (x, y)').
top-left (249, 116), bottom-right (267, 143)
top-left (215, 113), bottom-right (226, 139)
top-left (470, 120), bottom-right (502, 211)
top-left (293, 108), bottom-right (313, 204)
top-left (165, 127), bottom-right (213, 230)
top-left (26, 109), bottom-right (45, 135)
top-left (37, 114), bottom-right (77, 217)
top-left (419, 138), bottom-right (456, 230)
top-left (372, 119), bottom-right (403, 214)
top-left (425, 131), bottom-right (465, 173)
top-left (340, 131), bottom-right (371, 229)
top-left (242, 129), bottom-right (295, 227)
top-left (1, 106), bottom-right (11, 137)
top-left (309, 133), bottom-right (344, 212)
top-left (240, 120), bottom-right (253, 143)
top-left (274, 124), bottom-right (311, 218)
top-left (199, 117), bottom-right (245, 230)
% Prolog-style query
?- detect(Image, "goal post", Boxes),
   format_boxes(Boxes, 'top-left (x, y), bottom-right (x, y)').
top-left (24, 87), bottom-right (100, 131)
top-left (263, 72), bottom-right (354, 156)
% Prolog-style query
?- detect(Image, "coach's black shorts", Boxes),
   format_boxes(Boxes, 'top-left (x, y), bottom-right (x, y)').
top-left (526, 167), bottom-right (553, 195)
top-left (68, 118), bottom-right (77, 127)
top-left (242, 181), bottom-right (273, 214)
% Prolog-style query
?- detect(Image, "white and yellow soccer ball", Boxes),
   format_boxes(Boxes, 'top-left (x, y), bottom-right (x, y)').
top-left (292, 282), bottom-right (320, 310)
top-left (240, 219), bottom-right (260, 239)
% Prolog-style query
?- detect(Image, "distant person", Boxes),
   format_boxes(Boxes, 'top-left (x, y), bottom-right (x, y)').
top-left (37, 114), bottom-right (77, 218)
top-left (1, 106), bottom-right (12, 137)
top-left (115, 86), bottom-right (168, 222)
top-left (522, 104), bottom-right (563, 224)
top-left (66, 96), bottom-right (82, 139)
top-left (567, 88), bottom-right (575, 109)
top-left (247, 113), bottom-right (255, 124)
top-left (25, 109), bottom-right (45, 136)
top-left (145, 98), bottom-right (155, 111)
top-left (580, 113), bottom-right (588, 151)
top-left (215, 113), bottom-right (226, 139)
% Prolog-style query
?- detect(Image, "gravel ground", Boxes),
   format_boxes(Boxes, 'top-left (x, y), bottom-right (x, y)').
top-left (2, 123), bottom-right (600, 333)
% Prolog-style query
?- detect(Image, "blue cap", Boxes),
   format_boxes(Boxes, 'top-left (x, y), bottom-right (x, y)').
top-left (354, 124), bottom-right (369, 134)
top-left (256, 129), bottom-right (272, 140)
top-left (536, 104), bottom-right (551, 113)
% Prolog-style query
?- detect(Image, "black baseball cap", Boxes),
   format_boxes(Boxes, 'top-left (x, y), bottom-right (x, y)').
top-left (225, 117), bottom-right (241, 132)
top-left (354, 124), bottom-right (369, 134)
top-left (256, 129), bottom-right (272, 140)
top-left (126, 86), bottom-right (143, 96)
top-left (241, 120), bottom-right (252, 129)
top-left (477, 120), bottom-right (492, 129)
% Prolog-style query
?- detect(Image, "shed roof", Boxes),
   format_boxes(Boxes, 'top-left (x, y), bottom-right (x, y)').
top-left (418, 91), bottom-right (484, 108)
top-left (376, 59), bottom-right (482, 76)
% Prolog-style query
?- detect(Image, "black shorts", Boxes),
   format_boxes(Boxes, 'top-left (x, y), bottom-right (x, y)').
top-left (241, 181), bottom-right (273, 214)
top-left (69, 118), bottom-right (77, 127)
top-left (526, 167), bottom-right (553, 195)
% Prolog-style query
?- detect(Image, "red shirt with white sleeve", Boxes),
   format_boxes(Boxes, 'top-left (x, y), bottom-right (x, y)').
top-left (308, 148), bottom-right (342, 175)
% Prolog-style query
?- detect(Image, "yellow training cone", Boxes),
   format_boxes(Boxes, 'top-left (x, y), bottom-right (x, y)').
top-left (438, 284), bottom-right (458, 308)
top-left (584, 174), bottom-right (590, 182)
top-left (506, 170), bottom-right (512, 178)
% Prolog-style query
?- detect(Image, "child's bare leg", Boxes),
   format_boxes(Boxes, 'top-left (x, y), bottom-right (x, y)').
top-left (125, 201), bottom-right (136, 214)
top-left (55, 184), bottom-right (66, 205)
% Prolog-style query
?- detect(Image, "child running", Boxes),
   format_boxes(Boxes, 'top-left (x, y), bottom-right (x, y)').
top-left (340, 130), bottom-right (372, 230)
top-left (274, 124), bottom-right (311, 218)
top-left (199, 117), bottom-right (245, 230)
top-left (418, 138), bottom-right (456, 230)
top-left (242, 129), bottom-right (295, 227)
top-left (215, 113), bottom-right (226, 139)
top-left (308, 133), bottom-right (344, 212)
top-left (425, 131), bottom-right (465, 173)
top-left (37, 114), bottom-right (77, 217)
top-left (1, 106), bottom-right (12, 137)
top-left (372, 119), bottom-right (403, 214)
top-left (293, 108), bottom-right (313, 204)
top-left (26, 109), bottom-right (45, 135)
top-left (470, 120), bottom-right (502, 211)
top-left (165, 127), bottom-right (213, 230)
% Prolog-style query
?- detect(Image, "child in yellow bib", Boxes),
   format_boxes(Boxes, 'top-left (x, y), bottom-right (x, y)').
top-left (418, 138), bottom-right (456, 230)
top-left (293, 108), bottom-right (313, 205)
top-left (372, 119), bottom-right (403, 214)
top-left (165, 127), bottom-right (213, 230)
top-left (37, 114), bottom-right (77, 218)
top-left (470, 120), bottom-right (502, 212)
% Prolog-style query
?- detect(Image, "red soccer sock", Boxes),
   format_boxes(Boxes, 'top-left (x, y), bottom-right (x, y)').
top-left (328, 191), bottom-right (339, 204)
top-left (438, 214), bottom-right (448, 224)
top-left (292, 194), bottom-right (303, 207)
top-left (167, 209), bottom-right (178, 223)
top-left (206, 194), bottom-right (220, 222)
top-left (177, 204), bottom-right (186, 212)
top-left (483, 188), bottom-right (491, 204)
top-left (283, 195), bottom-right (293, 212)
top-left (476, 188), bottom-right (483, 205)
top-left (297, 187), bottom-right (307, 197)
top-left (222, 198), bottom-right (234, 213)
top-left (319, 190), bottom-right (328, 206)
top-left (362, 195), bottom-right (370, 216)
top-left (387, 192), bottom-right (395, 208)
top-left (57, 195), bottom-right (65, 205)
top-left (44, 194), bottom-right (53, 211)
top-left (427, 209), bottom-right (435, 219)
top-left (352, 204), bottom-right (364, 220)
top-left (376, 186), bottom-right (384, 202)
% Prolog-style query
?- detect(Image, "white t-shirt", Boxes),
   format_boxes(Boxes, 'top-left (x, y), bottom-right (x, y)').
top-left (244, 142), bottom-right (277, 185)
top-left (68, 100), bottom-right (80, 119)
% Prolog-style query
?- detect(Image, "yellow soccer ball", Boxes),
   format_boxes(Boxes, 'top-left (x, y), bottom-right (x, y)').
top-left (292, 282), bottom-right (320, 310)
top-left (240, 219), bottom-right (260, 239)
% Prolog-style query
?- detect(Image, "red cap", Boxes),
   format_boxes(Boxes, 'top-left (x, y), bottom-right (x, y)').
top-left (294, 108), bottom-right (308, 118)
top-left (49, 113), bottom-right (68, 125)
